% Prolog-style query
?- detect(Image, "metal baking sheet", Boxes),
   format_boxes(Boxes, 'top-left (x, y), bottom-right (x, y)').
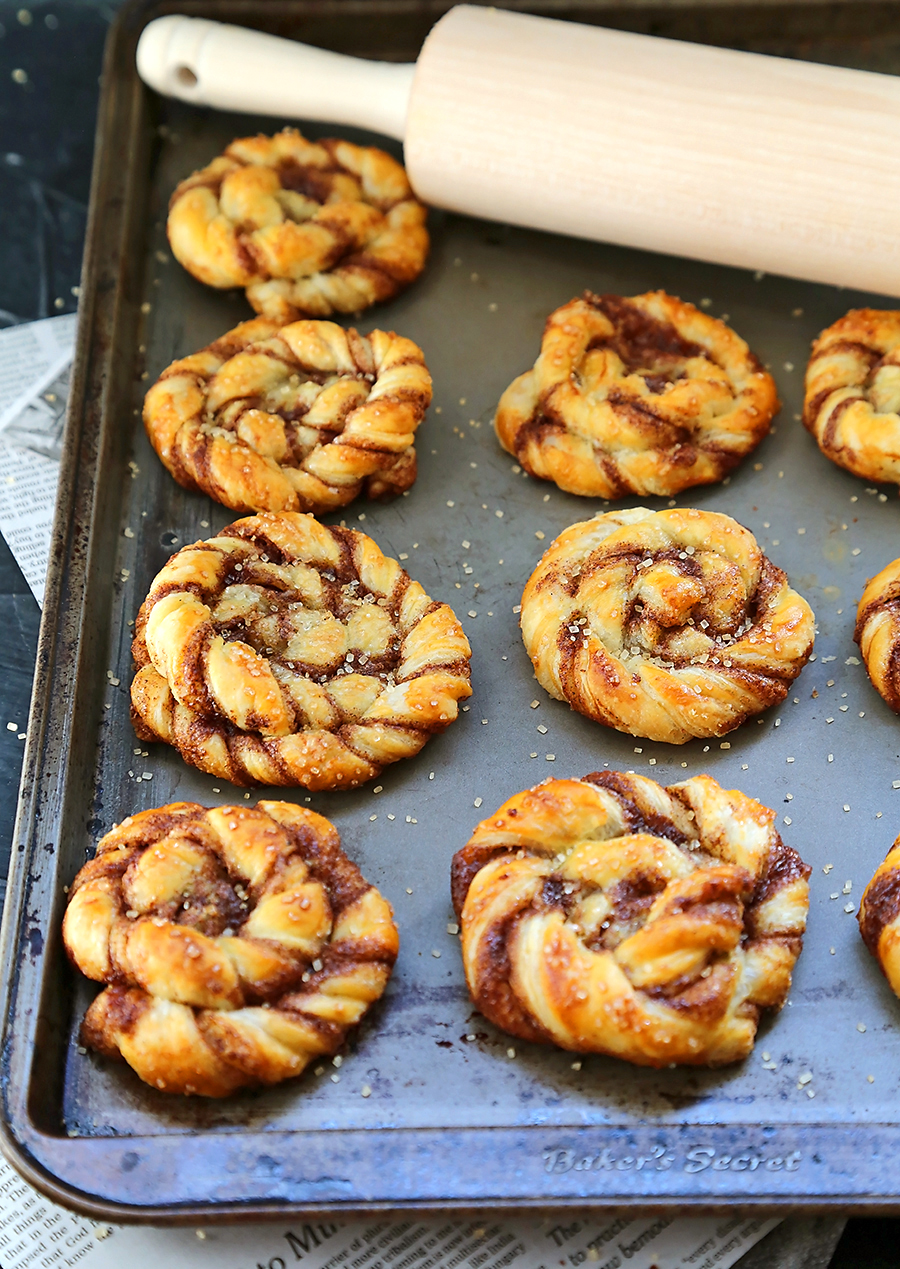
top-left (3, 0), bottom-right (900, 1223)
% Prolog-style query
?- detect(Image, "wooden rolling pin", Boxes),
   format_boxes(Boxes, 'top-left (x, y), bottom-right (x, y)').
top-left (136, 5), bottom-right (900, 295)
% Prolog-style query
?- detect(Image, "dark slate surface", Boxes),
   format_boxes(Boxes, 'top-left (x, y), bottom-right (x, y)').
top-left (0, 0), bottom-right (889, 1259)
top-left (0, 0), bottom-right (109, 907)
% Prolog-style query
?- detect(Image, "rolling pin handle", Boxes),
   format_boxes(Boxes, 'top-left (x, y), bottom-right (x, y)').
top-left (136, 15), bottom-right (414, 141)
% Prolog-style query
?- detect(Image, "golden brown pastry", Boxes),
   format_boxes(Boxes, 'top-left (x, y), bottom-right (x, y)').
top-left (855, 556), bottom-right (900, 710)
top-left (167, 129), bottom-right (429, 320)
top-left (494, 291), bottom-right (778, 497)
top-left (143, 317), bottom-right (431, 515)
top-left (63, 800), bottom-right (398, 1097)
top-left (521, 507), bottom-right (815, 743)
top-left (452, 771), bottom-right (809, 1067)
top-left (804, 308), bottom-right (900, 485)
top-left (130, 513), bottom-right (472, 789)
top-left (859, 835), bottom-right (900, 998)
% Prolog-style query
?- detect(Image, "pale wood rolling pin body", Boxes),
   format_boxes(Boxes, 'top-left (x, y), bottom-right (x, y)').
top-left (137, 5), bottom-right (900, 295)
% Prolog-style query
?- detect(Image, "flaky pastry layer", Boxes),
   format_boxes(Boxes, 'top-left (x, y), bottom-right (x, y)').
top-left (495, 291), bottom-right (778, 498)
top-left (855, 555), bottom-right (900, 711)
top-left (804, 308), bottom-right (900, 486)
top-left (167, 129), bottom-right (428, 319)
top-left (520, 507), bottom-right (815, 744)
top-left (452, 772), bottom-right (810, 1067)
top-left (143, 317), bottom-right (431, 515)
top-left (63, 801), bottom-right (399, 1096)
top-left (859, 835), bottom-right (900, 1001)
top-left (130, 513), bottom-right (472, 788)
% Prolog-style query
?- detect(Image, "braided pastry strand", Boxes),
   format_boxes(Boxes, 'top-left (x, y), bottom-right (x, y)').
top-left (130, 513), bottom-right (472, 789)
top-left (167, 129), bottom-right (429, 320)
top-left (859, 835), bottom-right (900, 998)
top-left (854, 556), bottom-right (900, 710)
top-left (495, 291), bottom-right (778, 498)
top-left (804, 308), bottom-right (900, 486)
top-left (62, 801), bottom-right (399, 1096)
top-left (143, 317), bottom-right (431, 515)
top-left (521, 507), bottom-right (815, 743)
top-left (452, 772), bottom-right (810, 1067)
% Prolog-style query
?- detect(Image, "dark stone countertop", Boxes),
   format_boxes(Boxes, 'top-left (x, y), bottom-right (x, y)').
top-left (0, 0), bottom-right (110, 900)
top-left (0, 2), bottom-right (892, 1260)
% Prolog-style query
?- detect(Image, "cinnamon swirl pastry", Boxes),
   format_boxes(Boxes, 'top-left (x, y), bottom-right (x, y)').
top-left (130, 513), bottom-right (472, 789)
top-left (804, 308), bottom-right (900, 485)
top-left (452, 772), bottom-right (810, 1067)
top-left (63, 801), bottom-right (399, 1096)
top-left (855, 556), bottom-right (900, 710)
top-left (859, 835), bottom-right (900, 999)
top-left (167, 129), bottom-right (429, 320)
top-left (143, 317), bottom-right (431, 515)
top-left (521, 507), bottom-right (815, 743)
top-left (494, 291), bottom-right (778, 497)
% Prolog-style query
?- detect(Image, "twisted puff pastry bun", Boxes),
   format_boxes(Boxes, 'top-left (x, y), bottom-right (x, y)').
top-left (452, 772), bottom-right (809, 1067)
top-left (804, 309), bottom-right (900, 486)
top-left (167, 129), bottom-right (429, 320)
top-left (494, 292), bottom-right (778, 498)
top-left (130, 513), bottom-right (472, 789)
top-left (521, 507), bottom-right (815, 743)
top-left (63, 801), bottom-right (399, 1096)
top-left (859, 835), bottom-right (900, 999)
top-left (143, 317), bottom-right (430, 515)
top-left (855, 556), bottom-right (900, 710)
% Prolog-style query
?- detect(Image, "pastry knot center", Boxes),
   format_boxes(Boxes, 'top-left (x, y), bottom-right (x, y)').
top-left (634, 561), bottom-right (704, 627)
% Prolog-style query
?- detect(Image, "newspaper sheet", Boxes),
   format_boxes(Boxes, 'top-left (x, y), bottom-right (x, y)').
top-left (0, 1152), bottom-right (778, 1269)
top-left (0, 318), bottom-right (781, 1267)
top-left (0, 317), bottom-right (73, 605)
top-left (0, 315), bottom-right (76, 437)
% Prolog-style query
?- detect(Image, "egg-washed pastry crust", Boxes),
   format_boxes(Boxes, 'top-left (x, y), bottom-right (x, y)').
top-left (452, 771), bottom-right (810, 1067)
top-left (495, 291), bottom-right (778, 498)
top-left (859, 834), bottom-right (900, 1000)
top-left (63, 800), bottom-right (399, 1096)
top-left (804, 308), bottom-right (900, 486)
top-left (130, 513), bottom-right (472, 789)
top-left (520, 507), bottom-right (815, 744)
top-left (855, 555), bottom-right (900, 711)
top-left (167, 128), bottom-right (429, 320)
top-left (143, 317), bottom-right (431, 515)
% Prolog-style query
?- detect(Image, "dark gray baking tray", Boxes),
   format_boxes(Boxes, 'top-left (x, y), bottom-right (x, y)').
top-left (4, 0), bottom-right (900, 1224)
